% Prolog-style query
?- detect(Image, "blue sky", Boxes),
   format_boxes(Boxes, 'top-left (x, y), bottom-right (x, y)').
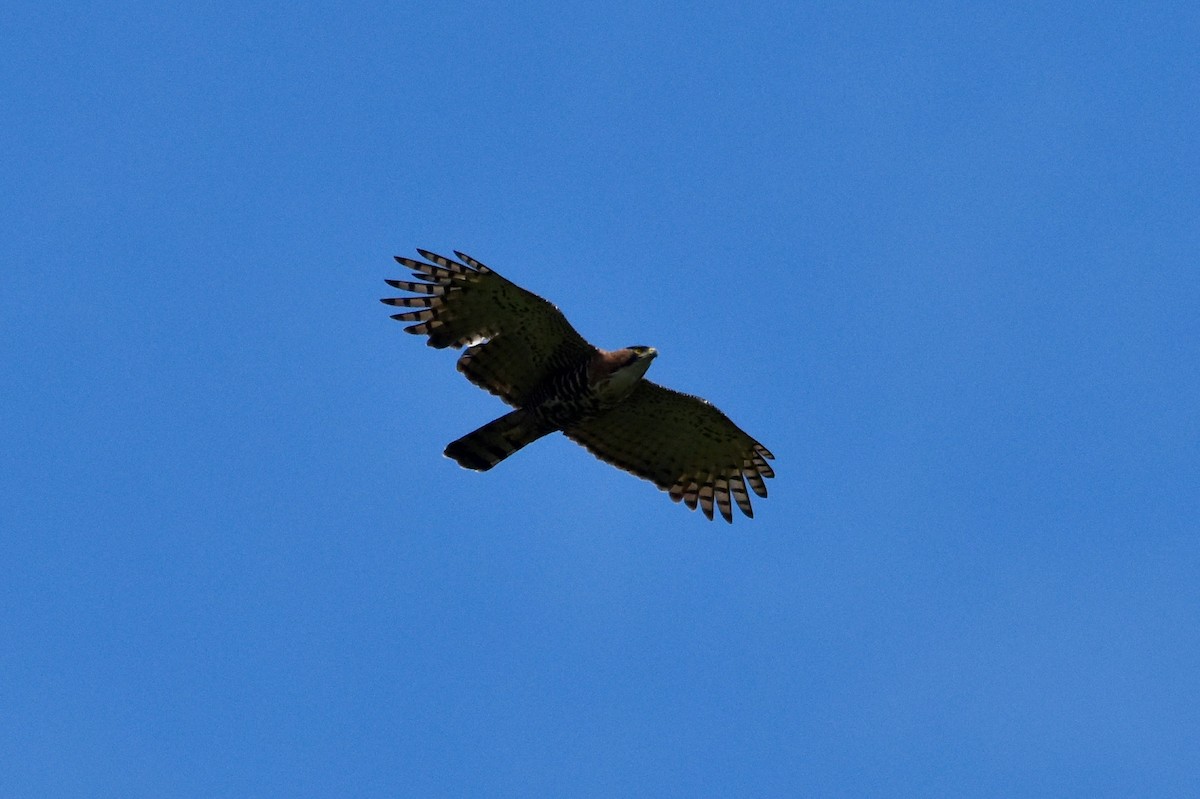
top-left (3, 1), bottom-right (1198, 795)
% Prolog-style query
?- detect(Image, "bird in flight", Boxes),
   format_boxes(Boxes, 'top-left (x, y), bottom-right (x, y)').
top-left (382, 250), bottom-right (775, 522)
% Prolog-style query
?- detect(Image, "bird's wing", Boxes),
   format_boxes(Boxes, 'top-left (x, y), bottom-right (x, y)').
top-left (563, 381), bottom-right (775, 522)
top-left (382, 250), bottom-right (594, 406)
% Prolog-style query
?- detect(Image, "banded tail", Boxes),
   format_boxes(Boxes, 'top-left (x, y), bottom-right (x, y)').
top-left (445, 409), bottom-right (555, 471)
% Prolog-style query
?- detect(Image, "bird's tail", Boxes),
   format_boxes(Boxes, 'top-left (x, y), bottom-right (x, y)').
top-left (445, 409), bottom-right (555, 471)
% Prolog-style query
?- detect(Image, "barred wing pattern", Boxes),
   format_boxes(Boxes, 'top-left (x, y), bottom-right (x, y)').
top-left (382, 250), bottom-right (594, 406)
top-left (563, 381), bottom-right (775, 523)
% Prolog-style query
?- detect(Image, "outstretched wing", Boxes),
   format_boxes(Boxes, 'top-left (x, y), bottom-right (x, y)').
top-left (563, 381), bottom-right (775, 523)
top-left (382, 250), bottom-right (595, 406)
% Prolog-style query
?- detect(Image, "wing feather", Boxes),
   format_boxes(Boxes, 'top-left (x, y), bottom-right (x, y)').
top-left (563, 381), bottom-right (775, 522)
top-left (383, 250), bottom-right (594, 405)
top-left (381, 295), bottom-right (434, 309)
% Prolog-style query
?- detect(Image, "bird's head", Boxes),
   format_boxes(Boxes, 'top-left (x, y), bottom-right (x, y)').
top-left (592, 345), bottom-right (657, 401)
top-left (622, 345), bottom-right (657, 367)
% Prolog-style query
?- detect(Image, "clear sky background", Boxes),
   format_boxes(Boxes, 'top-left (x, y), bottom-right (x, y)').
top-left (3, 2), bottom-right (1198, 796)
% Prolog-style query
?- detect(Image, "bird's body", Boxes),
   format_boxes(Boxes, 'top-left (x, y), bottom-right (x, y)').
top-left (438, 346), bottom-right (654, 472)
top-left (382, 250), bottom-right (774, 522)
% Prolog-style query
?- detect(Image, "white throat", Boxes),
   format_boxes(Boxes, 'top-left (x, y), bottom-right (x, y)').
top-left (597, 357), bottom-right (653, 402)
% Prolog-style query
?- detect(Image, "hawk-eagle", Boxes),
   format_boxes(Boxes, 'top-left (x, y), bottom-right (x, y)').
top-left (382, 250), bottom-right (775, 522)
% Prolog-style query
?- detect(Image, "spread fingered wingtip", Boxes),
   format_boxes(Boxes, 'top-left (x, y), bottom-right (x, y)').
top-left (453, 251), bottom-right (491, 273)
